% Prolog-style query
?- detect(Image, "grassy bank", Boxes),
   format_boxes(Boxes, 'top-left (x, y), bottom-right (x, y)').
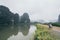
top-left (34, 24), bottom-right (53, 40)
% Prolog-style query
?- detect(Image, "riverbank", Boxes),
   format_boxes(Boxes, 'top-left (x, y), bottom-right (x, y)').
top-left (34, 24), bottom-right (54, 40)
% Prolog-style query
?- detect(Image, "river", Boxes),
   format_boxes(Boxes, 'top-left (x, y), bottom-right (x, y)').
top-left (0, 24), bottom-right (36, 40)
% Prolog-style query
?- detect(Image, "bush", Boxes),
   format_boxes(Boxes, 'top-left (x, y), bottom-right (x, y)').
top-left (51, 22), bottom-right (60, 27)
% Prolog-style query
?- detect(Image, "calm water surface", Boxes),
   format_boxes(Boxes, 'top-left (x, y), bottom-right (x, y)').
top-left (0, 24), bottom-right (36, 40)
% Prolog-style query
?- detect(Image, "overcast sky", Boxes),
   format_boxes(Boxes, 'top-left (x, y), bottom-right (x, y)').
top-left (0, 0), bottom-right (60, 22)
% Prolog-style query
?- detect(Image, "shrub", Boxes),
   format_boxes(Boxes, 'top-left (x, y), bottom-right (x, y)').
top-left (51, 22), bottom-right (60, 27)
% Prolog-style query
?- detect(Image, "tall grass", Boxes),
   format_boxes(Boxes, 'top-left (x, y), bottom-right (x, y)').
top-left (34, 24), bottom-right (54, 40)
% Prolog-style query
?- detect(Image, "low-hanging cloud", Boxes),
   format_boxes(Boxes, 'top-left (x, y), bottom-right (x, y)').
top-left (0, 0), bottom-right (60, 22)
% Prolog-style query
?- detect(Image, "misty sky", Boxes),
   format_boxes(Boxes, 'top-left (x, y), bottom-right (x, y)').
top-left (0, 0), bottom-right (60, 22)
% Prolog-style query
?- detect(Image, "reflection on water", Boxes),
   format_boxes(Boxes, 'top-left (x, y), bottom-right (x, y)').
top-left (0, 24), bottom-right (36, 40)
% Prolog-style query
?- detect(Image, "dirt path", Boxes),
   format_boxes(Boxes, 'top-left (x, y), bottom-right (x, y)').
top-left (39, 24), bottom-right (60, 40)
top-left (43, 24), bottom-right (60, 32)
top-left (52, 26), bottom-right (60, 32)
top-left (45, 25), bottom-right (60, 40)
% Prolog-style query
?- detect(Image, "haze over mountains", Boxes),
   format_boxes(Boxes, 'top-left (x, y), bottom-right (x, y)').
top-left (0, 0), bottom-right (60, 22)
